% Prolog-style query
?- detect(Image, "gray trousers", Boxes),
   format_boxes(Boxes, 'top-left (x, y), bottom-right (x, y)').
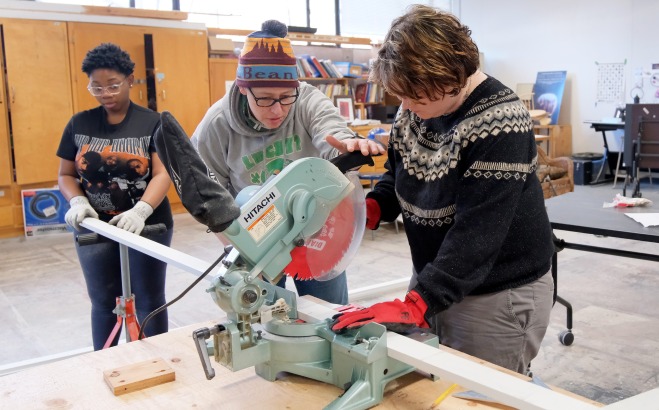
top-left (409, 270), bottom-right (554, 374)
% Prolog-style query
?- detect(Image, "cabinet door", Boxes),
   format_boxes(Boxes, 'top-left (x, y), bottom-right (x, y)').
top-left (209, 59), bottom-right (238, 104)
top-left (67, 22), bottom-right (149, 112)
top-left (151, 28), bottom-right (210, 136)
top-left (2, 19), bottom-right (73, 185)
top-left (0, 39), bottom-right (12, 186)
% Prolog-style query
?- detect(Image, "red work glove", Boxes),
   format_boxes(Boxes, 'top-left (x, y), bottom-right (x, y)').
top-left (365, 198), bottom-right (381, 230)
top-left (331, 290), bottom-right (430, 334)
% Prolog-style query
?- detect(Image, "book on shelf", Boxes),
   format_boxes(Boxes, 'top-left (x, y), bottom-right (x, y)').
top-left (320, 59), bottom-right (343, 78)
top-left (296, 58), bottom-right (312, 78)
top-left (368, 83), bottom-right (379, 103)
top-left (310, 56), bottom-right (330, 78)
top-left (297, 55), bottom-right (345, 79)
top-left (313, 83), bottom-right (352, 98)
top-left (298, 55), bottom-right (321, 78)
top-left (354, 82), bottom-right (383, 104)
top-left (355, 83), bottom-right (368, 103)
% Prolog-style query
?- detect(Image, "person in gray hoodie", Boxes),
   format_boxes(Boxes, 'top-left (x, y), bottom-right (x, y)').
top-left (191, 20), bottom-right (383, 305)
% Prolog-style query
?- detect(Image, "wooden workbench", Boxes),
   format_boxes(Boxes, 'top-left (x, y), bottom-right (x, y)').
top-left (0, 314), bottom-right (602, 410)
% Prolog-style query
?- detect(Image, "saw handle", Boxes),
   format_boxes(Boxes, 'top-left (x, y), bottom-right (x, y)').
top-left (76, 223), bottom-right (167, 246)
top-left (330, 150), bottom-right (380, 174)
top-left (193, 325), bottom-right (223, 380)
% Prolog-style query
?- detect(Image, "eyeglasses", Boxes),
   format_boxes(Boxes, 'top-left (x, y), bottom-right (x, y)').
top-left (87, 81), bottom-right (125, 97)
top-left (247, 88), bottom-right (299, 107)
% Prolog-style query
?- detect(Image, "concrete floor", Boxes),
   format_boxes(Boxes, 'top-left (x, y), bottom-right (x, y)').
top-left (1, 181), bottom-right (658, 406)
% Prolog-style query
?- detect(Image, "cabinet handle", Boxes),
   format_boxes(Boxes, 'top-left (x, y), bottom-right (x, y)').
top-left (11, 86), bottom-right (15, 104)
top-left (139, 90), bottom-right (143, 101)
top-left (162, 90), bottom-right (166, 100)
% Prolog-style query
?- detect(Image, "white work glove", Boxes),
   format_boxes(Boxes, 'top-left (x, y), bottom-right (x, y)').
top-left (108, 200), bottom-right (153, 235)
top-left (65, 196), bottom-right (99, 231)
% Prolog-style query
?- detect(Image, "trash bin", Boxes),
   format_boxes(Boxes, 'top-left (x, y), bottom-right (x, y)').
top-left (571, 153), bottom-right (603, 185)
top-left (572, 152), bottom-right (603, 161)
top-left (572, 152), bottom-right (607, 184)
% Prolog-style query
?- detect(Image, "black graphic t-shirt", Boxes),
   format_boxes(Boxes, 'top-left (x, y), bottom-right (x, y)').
top-left (57, 102), bottom-right (172, 228)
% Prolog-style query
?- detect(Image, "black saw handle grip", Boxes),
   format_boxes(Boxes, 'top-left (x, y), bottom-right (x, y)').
top-left (331, 150), bottom-right (381, 174)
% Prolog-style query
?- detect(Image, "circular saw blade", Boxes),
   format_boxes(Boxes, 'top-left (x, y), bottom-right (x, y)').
top-left (284, 172), bottom-right (366, 281)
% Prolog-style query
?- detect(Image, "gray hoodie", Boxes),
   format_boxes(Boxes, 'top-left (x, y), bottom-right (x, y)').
top-left (191, 82), bottom-right (354, 197)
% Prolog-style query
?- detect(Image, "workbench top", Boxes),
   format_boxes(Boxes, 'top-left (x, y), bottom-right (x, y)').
top-left (0, 317), bottom-right (601, 410)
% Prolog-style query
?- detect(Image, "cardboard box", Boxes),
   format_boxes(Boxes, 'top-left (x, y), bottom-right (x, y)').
top-left (208, 37), bottom-right (235, 55)
top-left (334, 62), bottom-right (363, 78)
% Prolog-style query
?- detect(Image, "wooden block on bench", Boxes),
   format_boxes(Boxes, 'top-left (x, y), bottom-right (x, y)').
top-left (103, 357), bottom-right (175, 396)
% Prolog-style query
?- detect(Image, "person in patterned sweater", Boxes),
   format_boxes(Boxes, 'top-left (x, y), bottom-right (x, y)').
top-left (331, 5), bottom-right (554, 374)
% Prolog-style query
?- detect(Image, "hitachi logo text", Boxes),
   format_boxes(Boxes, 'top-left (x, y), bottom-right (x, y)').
top-left (243, 191), bottom-right (277, 224)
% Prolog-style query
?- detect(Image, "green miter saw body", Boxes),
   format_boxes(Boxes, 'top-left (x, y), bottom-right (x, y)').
top-left (152, 111), bottom-right (437, 409)
top-left (192, 157), bottom-right (438, 410)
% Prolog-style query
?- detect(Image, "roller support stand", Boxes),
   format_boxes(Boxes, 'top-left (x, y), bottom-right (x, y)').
top-left (556, 295), bottom-right (574, 346)
top-left (552, 242), bottom-right (574, 346)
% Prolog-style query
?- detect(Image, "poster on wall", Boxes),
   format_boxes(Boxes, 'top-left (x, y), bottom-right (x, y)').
top-left (596, 62), bottom-right (625, 104)
top-left (533, 71), bottom-right (567, 125)
top-left (21, 188), bottom-right (70, 237)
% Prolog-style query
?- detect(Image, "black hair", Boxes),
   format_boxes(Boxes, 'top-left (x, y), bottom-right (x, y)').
top-left (81, 43), bottom-right (135, 76)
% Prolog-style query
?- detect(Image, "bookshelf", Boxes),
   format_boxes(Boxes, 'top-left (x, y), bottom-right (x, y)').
top-left (301, 77), bottom-right (395, 121)
top-left (354, 102), bottom-right (379, 120)
top-left (297, 57), bottom-right (394, 119)
top-left (299, 77), bottom-right (353, 101)
top-left (207, 28), bottom-right (372, 46)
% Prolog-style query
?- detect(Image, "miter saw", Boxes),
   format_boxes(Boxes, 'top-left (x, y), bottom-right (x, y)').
top-left (154, 112), bottom-right (438, 410)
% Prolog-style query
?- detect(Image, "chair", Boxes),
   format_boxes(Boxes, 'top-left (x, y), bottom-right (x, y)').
top-left (613, 131), bottom-right (652, 189)
top-left (630, 118), bottom-right (659, 197)
top-left (536, 146), bottom-right (574, 199)
top-left (517, 83), bottom-right (552, 153)
top-left (516, 83), bottom-right (535, 111)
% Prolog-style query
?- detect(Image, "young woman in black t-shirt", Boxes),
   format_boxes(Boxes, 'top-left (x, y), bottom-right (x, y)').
top-left (57, 43), bottom-right (173, 350)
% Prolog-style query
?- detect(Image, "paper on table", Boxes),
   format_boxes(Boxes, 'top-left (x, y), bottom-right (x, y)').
top-left (625, 213), bottom-right (659, 228)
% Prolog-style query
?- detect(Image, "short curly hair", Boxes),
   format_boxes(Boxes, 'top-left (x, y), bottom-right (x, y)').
top-left (81, 43), bottom-right (135, 77)
top-left (370, 5), bottom-right (480, 101)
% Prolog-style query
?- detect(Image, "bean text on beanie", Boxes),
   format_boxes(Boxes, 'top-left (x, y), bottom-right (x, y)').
top-left (236, 20), bottom-right (300, 89)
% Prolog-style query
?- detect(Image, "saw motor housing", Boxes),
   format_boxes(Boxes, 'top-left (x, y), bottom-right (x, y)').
top-left (219, 156), bottom-right (360, 284)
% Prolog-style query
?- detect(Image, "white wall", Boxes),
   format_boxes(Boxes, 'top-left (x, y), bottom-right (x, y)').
top-left (460, 0), bottom-right (659, 154)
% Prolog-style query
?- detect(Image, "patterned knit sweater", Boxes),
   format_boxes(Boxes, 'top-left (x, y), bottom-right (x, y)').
top-left (367, 76), bottom-right (554, 316)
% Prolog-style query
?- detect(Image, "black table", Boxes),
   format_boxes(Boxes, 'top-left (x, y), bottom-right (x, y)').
top-left (545, 189), bottom-right (659, 345)
top-left (584, 121), bottom-right (625, 184)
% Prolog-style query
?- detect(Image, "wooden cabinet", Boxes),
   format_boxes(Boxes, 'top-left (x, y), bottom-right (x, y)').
top-left (0, 40), bottom-right (12, 187)
top-left (67, 23), bottom-right (150, 111)
top-left (209, 59), bottom-right (238, 104)
top-left (1, 19), bottom-right (73, 186)
top-left (150, 27), bottom-right (210, 135)
top-left (0, 19), bottom-right (72, 234)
